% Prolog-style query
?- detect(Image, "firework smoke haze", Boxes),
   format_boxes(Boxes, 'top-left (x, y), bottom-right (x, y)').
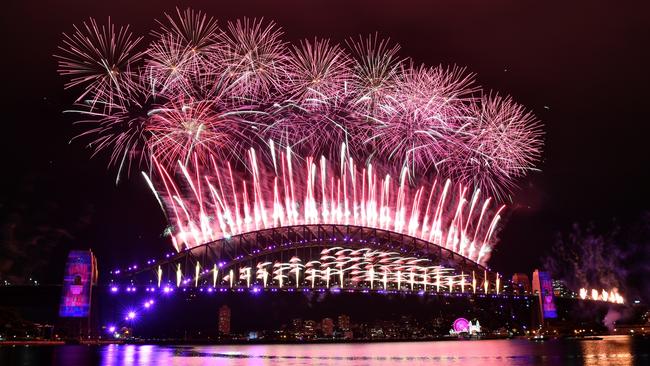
top-left (56, 8), bottom-right (543, 261)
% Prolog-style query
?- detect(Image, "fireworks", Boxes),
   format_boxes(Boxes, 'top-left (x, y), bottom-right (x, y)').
top-left (216, 18), bottom-right (288, 100)
top-left (579, 288), bottom-right (624, 304)
top-left (57, 9), bottom-right (544, 262)
top-left (147, 144), bottom-right (504, 264)
top-left (285, 38), bottom-right (352, 106)
top-left (56, 17), bottom-right (144, 110)
top-left (162, 247), bottom-right (497, 293)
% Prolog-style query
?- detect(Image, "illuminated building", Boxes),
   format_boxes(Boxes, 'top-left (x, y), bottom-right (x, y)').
top-left (321, 318), bottom-right (334, 337)
top-left (511, 273), bottom-right (531, 294)
top-left (218, 305), bottom-right (231, 335)
top-left (303, 320), bottom-right (317, 338)
top-left (338, 314), bottom-right (351, 331)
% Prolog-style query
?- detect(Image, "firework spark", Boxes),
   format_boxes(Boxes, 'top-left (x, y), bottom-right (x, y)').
top-left (210, 248), bottom-right (483, 291)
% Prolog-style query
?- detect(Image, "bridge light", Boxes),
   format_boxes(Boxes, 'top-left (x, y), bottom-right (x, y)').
top-left (176, 264), bottom-right (182, 287)
top-left (397, 270), bottom-right (402, 290)
top-left (496, 273), bottom-right (500, 295)
top-left (484, 270), bottom-right (489, 294)
top-left (213, 264), bottom-right (218, 288)
top-left (195, 262), bottom-right (200, 287)
top-left (460, 272), bottom-right (465, 293)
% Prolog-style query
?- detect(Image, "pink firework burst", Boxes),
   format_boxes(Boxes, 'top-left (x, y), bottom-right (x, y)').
top-left (395, 64), bottom-right (478, 106)
top-left (285, 38), bottom-right (352, 108)
top-left (145, 34), bottom-right (196, 97)
top-left (153, 8), bottom-right (221, 54)
top-left (147, 98), bottom-right (260, 168)
top-left (56, 17), bottom-right (144, 110)
top-left (217, 18), bottom-right (288, 101)
top-left (451, 94), bottom-right (544, 199)
top-left (367, 64), bottom-right (477, 174)
top-left (152, 8), bottom-right (222, 75)
top-left (346, 34), bottom-right (404, 114)
top-left (57, 10), bottom-right (544, 202)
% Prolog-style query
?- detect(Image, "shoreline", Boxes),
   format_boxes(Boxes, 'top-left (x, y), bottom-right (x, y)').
top-left (2, 334), bottom-right (640, 347)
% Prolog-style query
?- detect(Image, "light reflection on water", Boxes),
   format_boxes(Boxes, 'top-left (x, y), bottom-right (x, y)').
top-left (1, 336), bottom-right (647, 366)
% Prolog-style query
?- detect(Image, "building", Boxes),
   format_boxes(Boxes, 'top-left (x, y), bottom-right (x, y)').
top-left (303, 320), bottom-right (317, 339)
top-left (552, 280), bottom-right (573, 297)
top-left (291, 318), bottom-right (303, 332)
top-left (218, 305), bottom-right (231, 335)
top-left (321, 318), bottom-right (334, 337)
top-left (338, 314), bottom-right (350, 331)
top-left (511, 273), bottom-right (531, 294)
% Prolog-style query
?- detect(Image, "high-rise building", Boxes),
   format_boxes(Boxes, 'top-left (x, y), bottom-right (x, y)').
top-left (218, 305), bottom-right (231, 335)
top-left (338, 314), bottom-right (350, 331)
top-left (304, 320), bottom-right (317, 338)
top-left (511, 273), bottom-right (531, 294)
top-left (321, 318), bottom-right (334, 337)
top-left (552, 280), bottom-right (572, 297)
top-left (291, 318), bottom-right (303, 331)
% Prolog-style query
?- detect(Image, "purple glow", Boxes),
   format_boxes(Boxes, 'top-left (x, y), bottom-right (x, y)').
top-left (452, 318), bottom-right (470, 333)
top-left (110, 286), bottom-right (118, 293)
top-left (107, 326), bottom-right (116, 333)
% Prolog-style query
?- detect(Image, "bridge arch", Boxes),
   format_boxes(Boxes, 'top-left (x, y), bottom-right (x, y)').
top-left (115, 224), bottom-right (500, 294)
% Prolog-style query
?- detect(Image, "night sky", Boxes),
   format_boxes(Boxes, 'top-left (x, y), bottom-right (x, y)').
top-left (1, 1), bottom-right (649, 283)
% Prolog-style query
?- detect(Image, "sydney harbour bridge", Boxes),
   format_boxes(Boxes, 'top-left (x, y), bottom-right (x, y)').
top-left (111, 224), bottom-right (501, 296)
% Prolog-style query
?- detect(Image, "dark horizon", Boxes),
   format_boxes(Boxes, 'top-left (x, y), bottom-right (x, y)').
top-left (2, 0), bottom-right (649, 284)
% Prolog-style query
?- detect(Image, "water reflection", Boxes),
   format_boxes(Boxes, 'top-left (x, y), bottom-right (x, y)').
top-left (0, 336), bottom-right (647, 366)
top-left (579, 335), bottom-right (633, 366)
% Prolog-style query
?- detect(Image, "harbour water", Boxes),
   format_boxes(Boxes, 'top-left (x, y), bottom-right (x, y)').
top-left (1, 336), bottom-right (648, 365)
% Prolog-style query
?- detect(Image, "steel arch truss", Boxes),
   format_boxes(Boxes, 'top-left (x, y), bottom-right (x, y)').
top-left (115, 224), bottom-right (499, 293)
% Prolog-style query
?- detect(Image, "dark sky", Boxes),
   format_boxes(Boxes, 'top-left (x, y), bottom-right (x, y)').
top-left (1, 1), bottom-right (649, 282)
